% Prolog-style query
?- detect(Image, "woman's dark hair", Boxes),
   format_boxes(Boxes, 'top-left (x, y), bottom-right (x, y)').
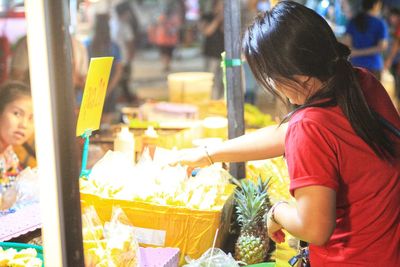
top-left (242, 1), bottom-right (395, 159)
top-left (353, 0), bottom-right (381, 32)
top-left (91, 14), bottom-right (112, 57)
top-left (0, 81), bottom-right (31, 114)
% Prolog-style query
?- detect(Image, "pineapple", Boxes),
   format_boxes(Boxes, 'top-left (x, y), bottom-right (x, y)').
top-left (234, 177), bottom-right (271, 264)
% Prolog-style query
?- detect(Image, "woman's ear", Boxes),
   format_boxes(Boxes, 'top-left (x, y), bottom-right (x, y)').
top-left (293, 75), bottom-right (322, 96)
top-left (293, 75), bottom-right (312, 90)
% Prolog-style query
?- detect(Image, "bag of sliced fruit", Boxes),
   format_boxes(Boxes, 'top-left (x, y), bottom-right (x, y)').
top-left (82, 206), bottom-right (141, 267)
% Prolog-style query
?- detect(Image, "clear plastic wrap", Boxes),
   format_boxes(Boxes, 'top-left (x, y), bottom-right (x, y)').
top-left (14, 167), bottom-right (40, 207)
top-left (103, 207), bottom-right (140, 267)
top-left (82, 206), bottom-right (140, 267)
top-left (184, 248), bottom-right (241, 267)
top-left (0, 186), bottom-right (17, 211)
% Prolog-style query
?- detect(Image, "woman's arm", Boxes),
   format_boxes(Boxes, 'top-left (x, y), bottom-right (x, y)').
top-left (384, 37), bottom-right (400, 69)
top-left (107, 62), bottom-right (123, 97)
top-left (351, 39), bottom-right (388, 57)
top-left (171, 123), bottom-right (287, 168)
top-left (208, 123), bottom-right (287, 162)
top-left (199, 13), bottom-right (223, 37)
top-left (341, 34), bottom-right (352, 48)
top-left (268, 185), bottom-right (336, 246)
top-left (341, 34), bottom-right (388, 58)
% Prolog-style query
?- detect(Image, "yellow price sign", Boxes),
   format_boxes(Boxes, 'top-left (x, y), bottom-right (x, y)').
top-left (76, 57), bottom-right (113, 136)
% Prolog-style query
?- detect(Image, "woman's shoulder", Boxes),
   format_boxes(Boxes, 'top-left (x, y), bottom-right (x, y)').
top-left (355, 67), bottom-right (400, 127)
top-left (289, 105), bottom-right (340, 126)
top-left (366, 14), bottom-right (388, 29)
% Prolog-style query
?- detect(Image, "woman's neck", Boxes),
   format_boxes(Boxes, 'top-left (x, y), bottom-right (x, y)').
top-left (0, 141), bottom-right (8, 154)
top-left (368, 5), bottom-right (381, 17)
top-left (368, 10), bottom-right (378, 16)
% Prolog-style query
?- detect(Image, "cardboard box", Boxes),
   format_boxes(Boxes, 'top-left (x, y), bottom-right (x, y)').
top-left (81, 185), bottom-right (234, 265)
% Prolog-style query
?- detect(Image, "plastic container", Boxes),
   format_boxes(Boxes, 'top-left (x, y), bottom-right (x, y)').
top-left (147, 102), bottom-right (198, 121)
top-left (142, 126), bottom-right (159, 159)
top-left (0, 242), bottom-right (44, 266)
top-left (168, 72), bottom-right (214, 103)
top-left (114, 126), bottom-right (135, 164)
top-left (202, 116), bottom-right (228, 139)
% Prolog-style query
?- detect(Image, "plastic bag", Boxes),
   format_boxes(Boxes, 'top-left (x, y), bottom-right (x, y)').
top-left (103, 207), bottom-right (140, 267)
top-left (81, 148), bottom-right (231, 210)
top-left (82, 206), bottom-right (105, 267)
top-left (0, 186), bottom-right (17, 212)
top-left (0, 167), bottom-right (37, 211)
top-left (183, 248), bottom-right (241, 267)
top-left (87, 150), bottom-right (137, 198)
top-left (82, 206), bottom-right (140, 267)
top-left (14, 167), bottom-right (40, 207)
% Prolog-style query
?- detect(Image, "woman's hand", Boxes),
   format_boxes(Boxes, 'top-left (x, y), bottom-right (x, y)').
top-left (169, 147), bottom-right (212, 174)
top-left (0, 188), bottom-right (17, 211)
top-left (267, 210), bottom-right (286, 243)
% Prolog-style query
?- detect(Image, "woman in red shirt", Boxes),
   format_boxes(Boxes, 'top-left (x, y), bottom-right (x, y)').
top-left (244, 2), bottom-right (399, 265)
top-left (171, 1), bottom-right (399, 266)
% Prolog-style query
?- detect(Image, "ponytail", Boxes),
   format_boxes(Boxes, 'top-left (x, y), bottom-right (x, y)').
top-left (332, 59), bottom-right (394, 159)
top-left (292, 42), bottom-right (395, 159)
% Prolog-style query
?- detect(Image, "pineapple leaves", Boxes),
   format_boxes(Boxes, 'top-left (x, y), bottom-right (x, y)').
top-left (234, 177), bottom-right (272, 228)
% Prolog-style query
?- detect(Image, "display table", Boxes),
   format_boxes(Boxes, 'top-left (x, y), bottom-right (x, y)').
top-left (0, 203), bottom-right (41, 242)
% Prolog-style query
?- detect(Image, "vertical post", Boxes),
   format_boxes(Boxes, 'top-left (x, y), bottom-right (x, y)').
top-left (223, 0), bottom-right (246, 179)
top-left (25, 0), bottom-right (84, 266)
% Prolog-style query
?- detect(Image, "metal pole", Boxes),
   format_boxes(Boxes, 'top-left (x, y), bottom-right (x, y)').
top-left (223, 0), bottom-right (246, 179)
top-left (25, 0), bottom-right (84, 266)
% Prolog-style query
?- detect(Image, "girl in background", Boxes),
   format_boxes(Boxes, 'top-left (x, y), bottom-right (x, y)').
top-left (154, 4), bottom-right (182, 72)
top-left (199, 0), bottom-right (224, 100)
top-left (86, 13), bottom-right (123, 125)
top-left (343, 0), bottom-right (388, 80)
top-left (0, 81), bottom-right (34, 210)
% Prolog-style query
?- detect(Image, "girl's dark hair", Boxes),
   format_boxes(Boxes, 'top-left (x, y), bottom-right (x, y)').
top-left (91, 14), bottom-right (112, 57)
top-left (0, 81), bottom-right (31, 114)
top-left (242, 1), bottom-right (395, 159)
top-left (353, 0), bottom-right (380, 32)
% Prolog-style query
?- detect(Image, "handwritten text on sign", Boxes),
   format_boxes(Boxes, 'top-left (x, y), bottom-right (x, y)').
top-left (76, 57), bottom-right (113, 136)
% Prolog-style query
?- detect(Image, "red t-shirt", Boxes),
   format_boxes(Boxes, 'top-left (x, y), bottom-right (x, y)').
top-left (285, 68), bottom-right (400, 266)
top-left (395, 24), bottom-right (400, 38)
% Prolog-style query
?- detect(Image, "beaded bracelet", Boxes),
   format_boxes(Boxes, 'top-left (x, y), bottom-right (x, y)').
top-left (268, 200), bottom-right (289, 224)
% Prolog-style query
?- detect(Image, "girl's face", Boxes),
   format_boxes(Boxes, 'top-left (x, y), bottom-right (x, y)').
top-left (268, 78), bottom-right (307, 105)
top-left (276, 83), bottom-right (305, 105)
top-left (271, 76), bottom-right (323, 105)
top-left (0, 96), bottom-right (34, 148)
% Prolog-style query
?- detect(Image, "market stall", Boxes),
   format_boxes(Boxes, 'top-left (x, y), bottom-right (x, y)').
top-left (0, 0), bottom-right (297, 266)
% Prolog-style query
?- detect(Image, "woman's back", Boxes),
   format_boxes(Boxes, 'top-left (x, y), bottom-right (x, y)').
top-left (285, 68), bottom-right (400, 265)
